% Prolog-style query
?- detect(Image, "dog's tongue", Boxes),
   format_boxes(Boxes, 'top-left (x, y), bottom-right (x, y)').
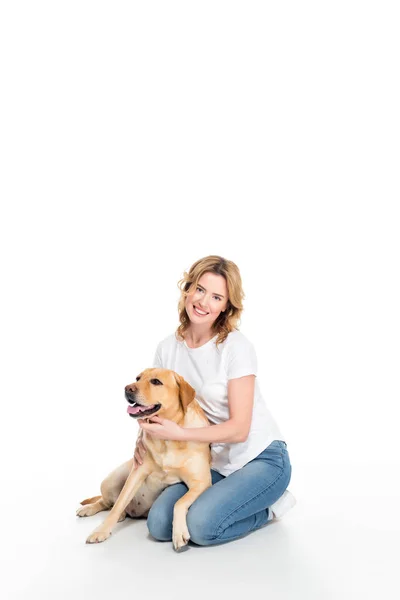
top-left (127, 404), bottom-right (154, 415)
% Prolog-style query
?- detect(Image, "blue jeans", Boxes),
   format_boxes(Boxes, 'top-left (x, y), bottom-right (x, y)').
top-left (146, 440), bottom-right (292, 546)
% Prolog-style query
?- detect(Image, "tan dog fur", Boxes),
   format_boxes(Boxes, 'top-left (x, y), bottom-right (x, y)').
top-left (76, 369), bottom-right (212, 551)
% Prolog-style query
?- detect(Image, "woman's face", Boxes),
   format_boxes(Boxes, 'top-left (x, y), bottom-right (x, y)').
top-left (185, 272), bottom-right (229, 328)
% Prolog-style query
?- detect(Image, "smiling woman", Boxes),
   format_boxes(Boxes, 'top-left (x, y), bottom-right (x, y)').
top-left (134, 255), bottom-right (296, 547)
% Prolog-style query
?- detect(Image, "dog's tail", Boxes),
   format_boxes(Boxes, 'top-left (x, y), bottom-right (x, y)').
top-left (80, 495), bottom-right (102, 505)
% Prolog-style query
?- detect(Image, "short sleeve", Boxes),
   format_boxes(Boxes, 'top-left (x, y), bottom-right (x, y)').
top-left (153, 342), bottom-right (163, 368)
top-left (226, 337), bottom-right (258, 380)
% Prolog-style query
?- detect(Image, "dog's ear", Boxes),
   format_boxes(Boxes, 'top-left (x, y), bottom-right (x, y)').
top-left (173, 373), bottom-right (196, 412)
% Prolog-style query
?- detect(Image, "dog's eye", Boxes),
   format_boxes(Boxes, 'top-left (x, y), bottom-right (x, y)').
top-left (150, 379), bottom-right (163, 386)
top-left (136, 376), bottom-right (141, 381)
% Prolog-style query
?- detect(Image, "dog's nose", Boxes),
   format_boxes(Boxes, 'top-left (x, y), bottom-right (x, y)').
top-left (125, 384), bottom-right (137, 393)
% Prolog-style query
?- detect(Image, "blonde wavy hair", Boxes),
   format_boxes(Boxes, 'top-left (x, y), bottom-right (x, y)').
top-left (175, 255), bottom-right (245, 348)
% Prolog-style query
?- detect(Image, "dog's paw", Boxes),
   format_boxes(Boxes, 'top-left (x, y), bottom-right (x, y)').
top-left (172, 525), bottom-right (191, 552)
top-left (86, 529), bottom-right (112, 544)
top-left (76, 505), bottom-right (97, 517)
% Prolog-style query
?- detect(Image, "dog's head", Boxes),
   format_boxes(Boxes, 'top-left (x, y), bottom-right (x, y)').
top-left (125, 369), bottom-right (196, 420)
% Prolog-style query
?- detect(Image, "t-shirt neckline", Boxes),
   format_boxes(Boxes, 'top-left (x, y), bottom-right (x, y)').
top-left (183, 334), bottom-right (218, 351)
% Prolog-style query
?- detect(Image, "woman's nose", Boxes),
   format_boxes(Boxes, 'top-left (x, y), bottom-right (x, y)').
top-left (199, 296), bottom-right (210, 307)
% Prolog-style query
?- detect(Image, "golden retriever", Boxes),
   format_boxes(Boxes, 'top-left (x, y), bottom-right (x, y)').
top-left (76, 368), bottom-right (212, 551)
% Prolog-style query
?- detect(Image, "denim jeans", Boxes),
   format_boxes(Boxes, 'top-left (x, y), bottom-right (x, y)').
top-left (146, 440), bottom-right (292, 546)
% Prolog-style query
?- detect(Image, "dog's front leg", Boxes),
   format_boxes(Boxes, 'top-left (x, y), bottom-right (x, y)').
top-left (86, 462), bottom-right (152, 544)
top-left (172, 469), bottom-right (212, 551)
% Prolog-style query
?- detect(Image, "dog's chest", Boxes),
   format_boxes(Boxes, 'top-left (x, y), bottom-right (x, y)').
top-left (147, 443), bottom-right (186, 487)
top-left (158, 446), bottom-right (184, 474)
top-left (148, 467), bottom-right (181, 487)
top-left (145, 436), bottom-right (189, 474)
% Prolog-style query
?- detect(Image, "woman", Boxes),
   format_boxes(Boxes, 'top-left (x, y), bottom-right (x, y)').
top-left (136, 255), bottom-right (295, 546)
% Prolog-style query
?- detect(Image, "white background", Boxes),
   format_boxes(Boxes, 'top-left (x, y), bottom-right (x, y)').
top-left (1, 2), bottom-right (399, 599)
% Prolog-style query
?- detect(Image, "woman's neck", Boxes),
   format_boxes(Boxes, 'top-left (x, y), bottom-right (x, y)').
top-left (184, 327), bottom-right (215, 348)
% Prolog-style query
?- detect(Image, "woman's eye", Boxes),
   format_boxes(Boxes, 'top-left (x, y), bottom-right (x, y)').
top-left (196, 287), bottom-right (220, 301)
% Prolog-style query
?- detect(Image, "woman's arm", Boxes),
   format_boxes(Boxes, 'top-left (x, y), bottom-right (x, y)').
top-left (182, 375), bottom-right (255, 444)
top-left (138, 416), bottom-right (243, 443)
top-left (181, 419), bottom-right (244, 444)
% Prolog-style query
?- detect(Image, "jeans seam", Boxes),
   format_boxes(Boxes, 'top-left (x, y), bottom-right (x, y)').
top-left (213, 460), bottom-right (289, 539)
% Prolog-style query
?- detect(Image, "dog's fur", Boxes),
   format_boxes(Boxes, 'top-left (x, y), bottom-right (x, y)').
top-left (77, 368), bottom-right (212, 551)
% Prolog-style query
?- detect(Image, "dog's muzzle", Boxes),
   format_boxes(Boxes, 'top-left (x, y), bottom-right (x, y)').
top-left (125, 391), bottom-right (162, 419)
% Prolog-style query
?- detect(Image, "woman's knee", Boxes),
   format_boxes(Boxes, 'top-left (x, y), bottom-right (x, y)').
top-left (148, 502), bottom-right (212, 544)
top-left (146, 504), bottom-right (172, 541)
top-left (186, 506), bottom-right (217, 546)
top-left (146, 483), bottom-right (188, 541)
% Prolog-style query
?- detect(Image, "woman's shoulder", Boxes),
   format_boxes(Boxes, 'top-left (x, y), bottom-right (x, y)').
top-left (218, 330), bottom-right (256, 356)
top-left (224, 329), bottom-right (254, 347)
top-left (155, 332), bottom-right (180, 352)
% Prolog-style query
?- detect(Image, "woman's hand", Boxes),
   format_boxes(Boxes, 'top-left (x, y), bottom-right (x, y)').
top-left (133, 436), bottom-right (146, 469)
top-left (138, 415), bottom-right (186, 441)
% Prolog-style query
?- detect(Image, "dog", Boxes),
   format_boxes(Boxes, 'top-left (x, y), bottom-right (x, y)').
top-left (76, 368), bottom-right (212, 551)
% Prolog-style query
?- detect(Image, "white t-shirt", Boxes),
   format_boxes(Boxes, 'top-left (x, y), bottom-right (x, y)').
top-left (153, 330), bottom-right (285, 476)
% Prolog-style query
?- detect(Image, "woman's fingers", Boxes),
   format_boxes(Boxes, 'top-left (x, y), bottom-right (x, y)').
top-left (138, 442), bottom-right (146, 462)
top-left (133, 441), bottom-right (146, 466)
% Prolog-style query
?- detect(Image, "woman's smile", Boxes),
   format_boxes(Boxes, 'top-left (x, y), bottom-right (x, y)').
top-left (193, 305), bottom-right (209, 316)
